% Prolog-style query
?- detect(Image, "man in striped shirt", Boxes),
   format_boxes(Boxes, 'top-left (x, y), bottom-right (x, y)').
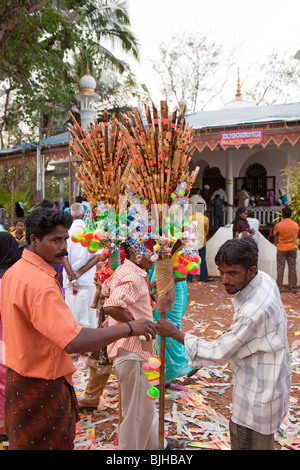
top-left (103, 241), bottom-right (159, 450)
top-left (157, 238), bottom-right (291, 450)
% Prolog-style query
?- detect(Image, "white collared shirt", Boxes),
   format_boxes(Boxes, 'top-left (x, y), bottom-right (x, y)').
top-left (184, 270), bottom-right (291, 434)
top-left (62, 219), bottom-right (101, 288)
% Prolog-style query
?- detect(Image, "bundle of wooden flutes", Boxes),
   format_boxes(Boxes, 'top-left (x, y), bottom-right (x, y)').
top-left (115, 101), bottom-right (199, 206)
top-left (68, 101), bottom-right (199, 209)
top-left (68, 109), bottom-right (131, 211)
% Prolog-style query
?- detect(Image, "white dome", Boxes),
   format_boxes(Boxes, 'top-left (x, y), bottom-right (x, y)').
top-left (179, 95), bottom-right (188, 107)
top-left (79, 73), bottom-right (96, 92)
top-left (222, 99), bottom-right (256, 109)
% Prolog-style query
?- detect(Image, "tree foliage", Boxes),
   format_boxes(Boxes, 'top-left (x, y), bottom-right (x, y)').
top-left (282, 164), bottom-right (300, 249)
top-left (153, 35), bottom-right (300, 112)
top-left (153, 34), bottom-right (224, 112)
top-left (242, 52), bottom-right (300, 106)
top-left (0, 0), bottom-right (50, 50)
top-left (0, 0), bottom-right (140, 146)
top-left (0, 159), bottom-right (38, 215)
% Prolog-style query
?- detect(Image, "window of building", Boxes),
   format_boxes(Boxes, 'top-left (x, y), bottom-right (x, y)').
top-left (235, 163), bottom-right (275, 202)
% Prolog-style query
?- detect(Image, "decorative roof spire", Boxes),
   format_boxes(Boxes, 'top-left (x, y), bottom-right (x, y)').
top-left (222, 67), bottom-right (256, 109)
top-left (235, 68), bottom-right (242, 101)
top-left (179, 94), bottom-right (187, 108)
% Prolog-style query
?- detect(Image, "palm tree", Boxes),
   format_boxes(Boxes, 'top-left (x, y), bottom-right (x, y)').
top-left (84, 0), bottom-right (139, 62)
top-left (70, 0), bottom-right (140, 77)
top-left (69, 0), bottom-right (141, 122)
top-left (0, 0), bottom-right (140, 142)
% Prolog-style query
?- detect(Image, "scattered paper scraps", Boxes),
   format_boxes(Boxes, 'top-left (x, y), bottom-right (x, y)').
top-left (72, 356), bottom-right (119, 450)
top-left (70, 341), bottom-right (300, 451)
top-left (0, 349), bottom-right (298, 451)
top-left (213, 330), bottom-right (225, 339)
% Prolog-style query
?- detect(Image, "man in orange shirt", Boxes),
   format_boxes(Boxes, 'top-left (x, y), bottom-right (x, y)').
top-left (0, 208), bottom-right (156, 450)
top-left (273, 206), bottom-right (299, 294)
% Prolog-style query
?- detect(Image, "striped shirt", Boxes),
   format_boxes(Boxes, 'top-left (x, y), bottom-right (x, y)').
top-left (104, 259), bottom-right (154, 362)
top-left (184, 270), bottom-right (291, 435)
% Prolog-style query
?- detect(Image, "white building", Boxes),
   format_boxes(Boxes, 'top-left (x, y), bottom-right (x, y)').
top-left (185, 83), bottom-right (300, 286)
top-left (186, 89), bottom-right (300, 226)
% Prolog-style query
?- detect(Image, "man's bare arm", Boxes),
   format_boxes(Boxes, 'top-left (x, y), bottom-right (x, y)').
top-left (62, 257), bottom-right (76, 281)
top-left (103, 306), bottom-right (133, 323)
top-left (74, 253), bottom-right (108, 278)
top-left (64, 319), bottom-right (156, 354)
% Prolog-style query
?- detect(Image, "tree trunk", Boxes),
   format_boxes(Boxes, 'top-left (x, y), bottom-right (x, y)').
top-left (0, 1), bottom-right (49, 50)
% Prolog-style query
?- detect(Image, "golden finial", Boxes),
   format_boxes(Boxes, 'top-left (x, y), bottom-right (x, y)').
top-left (85, 62), bottom-right (91, 75)
top-left (235, 68), bottom-right (243, 101)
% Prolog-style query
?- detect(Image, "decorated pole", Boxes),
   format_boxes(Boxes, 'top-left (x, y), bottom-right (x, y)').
top-left (155, 257), bottom-right (175, 449)
top-left (116, 101), bottom-right (200, 449)
top-left (158, 314), bottom-right (166, 449)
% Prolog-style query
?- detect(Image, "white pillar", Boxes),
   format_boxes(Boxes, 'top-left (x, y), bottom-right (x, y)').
top-left (36, 146), bottom-right (45, 200)
top-left (226, 150), bottom-right (233, 223)
top-left (59, 176), bottom-right (64, 205)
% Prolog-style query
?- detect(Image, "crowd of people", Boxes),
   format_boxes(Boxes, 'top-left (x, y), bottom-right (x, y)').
top-left (189, 184), bottom-right (298, 295)
top-left (0, 191), bottom-right (298, 451)
top-left (236, 186), bottom-right (289, 208)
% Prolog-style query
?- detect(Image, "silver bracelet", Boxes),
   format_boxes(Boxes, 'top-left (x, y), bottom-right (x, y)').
top-left (71, 279), bottom-right (77, 284)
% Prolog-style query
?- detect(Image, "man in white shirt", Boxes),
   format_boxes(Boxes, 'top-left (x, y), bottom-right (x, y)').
top-left (62, 203), bottom-right (106, 328)
top-left (189, 188), bottom-right (207, 214)
top-left (211, 187), bottom-right (227, 204)
top-left (157, 237), bottom-right (291, 450)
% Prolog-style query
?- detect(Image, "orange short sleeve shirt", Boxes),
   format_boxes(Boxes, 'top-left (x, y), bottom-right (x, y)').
top-left (0, 250), bottom-right (82, 384)
top-left (273, 218), bottom-right (299, 251)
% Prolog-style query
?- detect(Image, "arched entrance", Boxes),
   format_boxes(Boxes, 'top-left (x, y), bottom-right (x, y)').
top-left (235, 162), bottom-right (275, 204)
top-left (203, 166), bottom-right (226, 194)
top-left (246, 163), bottom-right (267, 195)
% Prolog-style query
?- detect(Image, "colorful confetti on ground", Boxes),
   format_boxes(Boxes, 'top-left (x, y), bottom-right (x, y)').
top-left (71, 350), bottom-right (300, 451)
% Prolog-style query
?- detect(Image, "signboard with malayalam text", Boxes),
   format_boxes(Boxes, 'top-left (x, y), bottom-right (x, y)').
top-left (220, 128), bottom-right (264, 146)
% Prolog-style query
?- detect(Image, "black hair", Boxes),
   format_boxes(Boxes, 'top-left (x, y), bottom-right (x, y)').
top-left (233, 206), bottom-right (248, 219)
top-left (121, 238), bottom-right (154, 259)
top-left (121, 239), bottom-right (132, 259)
top-left (15, 202), bottom-right (25, 217)
top-left (232, 207), bottom-right (250, 237)
top-left (25, 208), bottom-right (73, 245)
top-left (0, 232), bottom-right (21, 274)
top-left (215, 237), bottom-right (258, 271)
top-left (40, 199), bottom-right (53, 208)
top-left (282, 206), bottom-right (292, 218)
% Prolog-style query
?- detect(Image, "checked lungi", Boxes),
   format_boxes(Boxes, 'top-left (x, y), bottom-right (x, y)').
top-left (5, 368), bottom-right (79, 450)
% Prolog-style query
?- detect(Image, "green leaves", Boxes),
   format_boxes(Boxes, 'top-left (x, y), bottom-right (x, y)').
top-left (281, 164), bottom-right (300, 249)
top-left (0, 0), bottom-right (140, 143)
